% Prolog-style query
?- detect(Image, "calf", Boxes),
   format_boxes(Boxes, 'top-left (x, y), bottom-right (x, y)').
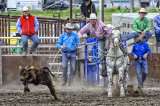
top-left (19, 66), bottom-right (58, 100)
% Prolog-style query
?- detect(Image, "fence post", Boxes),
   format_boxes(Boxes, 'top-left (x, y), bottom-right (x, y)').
top-left (0, 46), bottom-right (2, 86)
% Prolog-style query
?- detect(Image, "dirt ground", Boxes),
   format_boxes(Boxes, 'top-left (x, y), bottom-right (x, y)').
top-left (0, 77), bottom-right (160, 106)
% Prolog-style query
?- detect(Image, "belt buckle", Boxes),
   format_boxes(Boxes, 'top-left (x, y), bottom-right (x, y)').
top-left (139, 57), bottom-right (142, 59)
top-left (68, 51), bottom-right (71, 53)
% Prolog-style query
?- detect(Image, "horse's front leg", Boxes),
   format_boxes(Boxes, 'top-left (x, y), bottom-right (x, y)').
top-left (107, 67), bottom-right (113, 98)
top-left (118, 66), bottom-right (125, 97)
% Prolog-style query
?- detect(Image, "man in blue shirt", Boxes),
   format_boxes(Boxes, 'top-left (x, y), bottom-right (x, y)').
top-left (132, 40), bottom-right (151, 88)
top-left (153, 7), bottom-right (160, 47)
top-left (57, 23), bottom-right (81, 86)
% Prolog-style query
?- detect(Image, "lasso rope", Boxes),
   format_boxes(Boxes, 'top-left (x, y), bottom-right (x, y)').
top-left (117, 0), bottom-right (123, 25)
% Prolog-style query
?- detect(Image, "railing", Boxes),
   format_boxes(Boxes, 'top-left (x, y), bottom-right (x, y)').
top-left (0, 14), bottom-right (84, 55)
top-left (0, 37), bottom-right (60, 56)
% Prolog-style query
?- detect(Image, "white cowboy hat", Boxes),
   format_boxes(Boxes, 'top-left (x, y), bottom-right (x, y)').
top-left (64, 23), bottom-right (74, 29)
top-left (88, 13), bottom-right (97, 19)
top-left (138, 8), bottom-right (148, 14)
top-left (23, 6), bottom-right (29, 11)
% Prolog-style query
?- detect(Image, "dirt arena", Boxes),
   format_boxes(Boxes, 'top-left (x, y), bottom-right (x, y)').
top-left (0, 77), bottom-right (160, 106)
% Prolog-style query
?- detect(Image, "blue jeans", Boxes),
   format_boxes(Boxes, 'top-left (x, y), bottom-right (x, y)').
top-left (121, 32), bottom-right (137, 41)
top-left (81, 21), bottom-right (86, 28)
top-left (145, 30), bottom-right (153, 42)
top-left (155, 30), bottom-right (160, 42)
top-left (21, 34), bottom-right (39, 53)
top-left (98, 39), bottom-right (105, 64)
top-left (135, 59), bottom-right (148, 87)
top-left (62, 52), bottom-right (76, 83)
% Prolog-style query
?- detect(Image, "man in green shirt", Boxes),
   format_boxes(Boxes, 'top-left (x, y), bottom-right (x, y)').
top-left (133, 8), bottom-right (153, 42)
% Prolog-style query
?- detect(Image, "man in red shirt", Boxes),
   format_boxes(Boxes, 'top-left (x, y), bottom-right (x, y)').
top-left (16, 6), bottom-right (39, 56)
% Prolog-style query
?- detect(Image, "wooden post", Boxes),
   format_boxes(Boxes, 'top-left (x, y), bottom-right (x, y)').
top-left (130, 0), bottom-right (134, 13)
top-left (70, 0), bottom-right (72, 23)
top-left (99, 0), bottom-right (104, 22)
top-left (0, 46), bottom-right (2, 86)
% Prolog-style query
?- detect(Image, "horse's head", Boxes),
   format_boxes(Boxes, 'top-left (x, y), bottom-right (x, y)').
top-left (111, 26), bottom-right (122, 47)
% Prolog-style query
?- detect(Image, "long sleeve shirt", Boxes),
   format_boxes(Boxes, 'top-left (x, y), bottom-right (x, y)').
top-left (153, 15), bottom-right (160, 31)
top-left (80, 1), bottom-right (97, 18)
top-left (78, 20), bottom-right (112, 39)
top-left (57, 32), bottom-right (81, 51)
top-left (16, 16), bottom-right (39, 34)
top-left (132, 41), bottom-right (151, 58)
top-left (133, 16), bottom-right (151, 32)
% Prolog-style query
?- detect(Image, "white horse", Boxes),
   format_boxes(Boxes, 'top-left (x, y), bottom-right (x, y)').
top-left (105, 25), bottom-right (129, 97)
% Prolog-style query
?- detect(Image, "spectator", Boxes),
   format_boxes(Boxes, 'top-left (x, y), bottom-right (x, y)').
top-left (133, 8), bottom-right (153, 42)
top-left (57, 23), bottom-right (81, 86)
top-left (0, 1), bottom-right (6, 12)
top-left (80, 0), bottom-right (96, 28)
top-left (16, 6), bottom-right (39, 56)
top-left (132, 39), bottom-right (151, 88)
top-left (153, 7), bottom-right (160, 47)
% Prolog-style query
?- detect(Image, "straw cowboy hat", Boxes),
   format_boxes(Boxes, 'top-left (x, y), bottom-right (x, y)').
top-left (23, 6), bottom-right (29, 11)
top-left (138, 8), bottom-right (148, 14)
top-left (64, 23), bottom-right (74, 29)
top-left (88, 13), bottom-right (97, 19)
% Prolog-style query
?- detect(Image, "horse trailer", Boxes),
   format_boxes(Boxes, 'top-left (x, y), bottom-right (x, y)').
top-left (7, 0), bottom-right (43, 11)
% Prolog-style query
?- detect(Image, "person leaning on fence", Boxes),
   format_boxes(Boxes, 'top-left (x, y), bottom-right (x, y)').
top-left (57, 23), bottom-right (81, 86)
top-left (16, 6), bottom-right (39, 56)
top-left (133, 8), bottom-right (153, 42)
top-left (153, 7), bottom-right (160, 47)
top-left (131, 37), bottom-right (151, 89)
top-left (78, 13), bottom-right (138, 76)
top-left (80, 0), bottom-right (96, 28)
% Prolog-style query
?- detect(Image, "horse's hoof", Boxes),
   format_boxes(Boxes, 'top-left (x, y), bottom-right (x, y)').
top-left (120, 87), bottom-right (125, 97)
top-left (120, 93), bottom-right (125, 97)
top-left (108, 89), bottom-right (112, 98)
top-left (108, 94), bottom-right (113, 98)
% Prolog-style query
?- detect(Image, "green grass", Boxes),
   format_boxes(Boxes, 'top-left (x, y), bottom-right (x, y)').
top-left (1, 8), bottom-right (157, 24)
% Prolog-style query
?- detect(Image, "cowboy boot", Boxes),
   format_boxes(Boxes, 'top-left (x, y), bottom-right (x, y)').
top-left (120, 87), bottom-right (125, 97)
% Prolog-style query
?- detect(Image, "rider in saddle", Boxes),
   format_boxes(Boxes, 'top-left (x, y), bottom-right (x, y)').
top-left (78, 13), bottom-right (140, 76)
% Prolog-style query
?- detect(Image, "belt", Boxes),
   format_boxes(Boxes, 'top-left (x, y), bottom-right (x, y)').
top-left (136, 57), bottom-right (144, 60)
top-left (63, 50), bottom-right (76, 53)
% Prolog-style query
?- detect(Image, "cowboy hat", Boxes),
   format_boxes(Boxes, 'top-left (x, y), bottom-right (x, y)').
top-left (22, 6), bottom-right (29, 11)
top-left (138, 8), bottom-right (148, 14)
top-left (88, 13), bottom-right (97, 19)
top-left (64, 23), bottom-right (74, 29)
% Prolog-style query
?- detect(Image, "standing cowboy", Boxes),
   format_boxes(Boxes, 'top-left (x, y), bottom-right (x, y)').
top-left (133, 8), bottom-right (153, 42)
top-left (132, 39), bottom-right (151, 88)
top-left (57, 23), bottom-right (81, 86)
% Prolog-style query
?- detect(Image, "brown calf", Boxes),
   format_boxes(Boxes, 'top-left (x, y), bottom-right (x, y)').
top-left (19, 66), bottom-right (58, 100)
